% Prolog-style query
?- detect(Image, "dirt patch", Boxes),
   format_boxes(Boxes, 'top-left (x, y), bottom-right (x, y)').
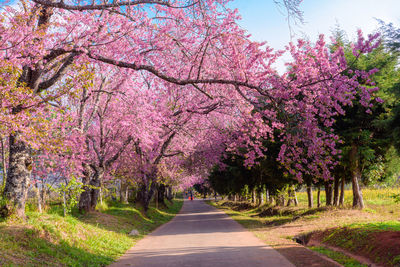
top-left (371, 231), bottom-right (400, 265)
top-left (306, 227), bottom-right (400, 267)
top-left (269, 237), bottom-right (341, 267)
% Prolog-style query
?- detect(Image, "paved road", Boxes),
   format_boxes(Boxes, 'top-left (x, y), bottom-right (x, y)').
top-left (110, 199), bottom-right (295, 267)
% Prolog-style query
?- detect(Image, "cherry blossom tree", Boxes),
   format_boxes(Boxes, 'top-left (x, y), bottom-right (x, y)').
top-left (0, 0), bottom-right (381, 218)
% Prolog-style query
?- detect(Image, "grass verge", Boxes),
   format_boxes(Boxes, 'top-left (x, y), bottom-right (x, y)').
top-left (309, 246), bottom-right (367, 267)
top-left (0, 199), bottom-right (183, 267)
top-left (313, 221), bottom-right (400, 266)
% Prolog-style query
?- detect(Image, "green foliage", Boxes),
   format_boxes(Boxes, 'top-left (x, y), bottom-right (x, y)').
top-left (49, 177), bottom-right (85, 215)
top-left (208, 138), bottom-right (296, 198)
top-left (329, 28), bottom-right (400, 187)
top-left (391, 193), bottom-right (400, 203)
top-left (96, 201), bottom-right (109, 212)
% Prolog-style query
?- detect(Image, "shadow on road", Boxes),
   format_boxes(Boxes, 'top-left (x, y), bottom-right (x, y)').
top-left (114, 245), bottom-right (295, 267)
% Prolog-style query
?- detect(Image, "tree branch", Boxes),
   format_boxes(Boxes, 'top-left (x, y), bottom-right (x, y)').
top-left (105, 136), bottom-right (133, 168)
top-left (153, 132), bottom-right (176, 165)
top-left (32, 0), bottom-right (199, 11)
top-left (37, 52), bottom-right (79, 92)
top-left (86, 52), bottom-right (263, 93)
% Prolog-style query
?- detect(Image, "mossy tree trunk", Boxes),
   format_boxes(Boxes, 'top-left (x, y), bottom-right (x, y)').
top-left (1, 134), bottom-right (33, 219)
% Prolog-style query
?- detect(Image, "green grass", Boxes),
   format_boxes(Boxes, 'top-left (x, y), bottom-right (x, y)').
top-left (347, 221), bottom-right (400, 231)
top-left (322, 221), bottom-right (400, 249)
top-left (309, 246), bottom-right (367, 267)
top-left (0, 199), bottom-right (183, 267)
top-left (296, 188), bottom-right (400, 207)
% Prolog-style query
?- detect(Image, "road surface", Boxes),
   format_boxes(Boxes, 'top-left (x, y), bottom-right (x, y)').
top-left (109, 199), bottom-right (295, 267)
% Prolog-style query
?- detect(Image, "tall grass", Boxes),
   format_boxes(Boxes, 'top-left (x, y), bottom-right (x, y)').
top-left (296, 187), bottom-right (400, 207)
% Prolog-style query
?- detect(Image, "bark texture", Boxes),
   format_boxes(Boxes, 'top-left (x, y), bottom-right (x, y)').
top-left (333, 176), bottom-right (340, 206)
top-left (349, 143), bottom-right (365, 209)
top-left (78, 164), bottom-right (103, 213)
top-left (1, 137), bottom-right (7, 190)
top-left (306, 184), bottom-right (313, 208)
top-left (157, 183), bottom-right (166, 207)
top-left (266, 188), bottom-right (270, 203)
top-left (339, 176), bottom-right (345, 206)
top-left (1, 134), bottom-right (32, 218)
top-left (166, 186), bottom-right (173, 202)
top-left (137, 173), bottom-right (157, 212)
top-left (120, 181), bottom-right (129, 204)
top-left (257, 186), bottom-right (264, 206)
top-left (324, 181), bottom-right (333, 206)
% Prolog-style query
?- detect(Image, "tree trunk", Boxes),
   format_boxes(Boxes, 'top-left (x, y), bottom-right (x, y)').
top-left (155, 188), bottom-right (158, 209)
top-left (1, 134), bottom-right (32, 219)
top-left (287, 185), bottom-right (298, 207)
top-left (1, 137), bottom-right (7, 191)
top-left (317, 186), bottom-right (321, 208)
top-left (252, 188), bottom-right (256, 204)
top-left (349, 143), bottom-right (365, 209)
top-left (293, 190), bottom-right (298, 206)
top-left (63, 190), bottom-right (67, 217)
top-left (78, 163), bottom-right (92, 213)
top-left (137, 174), bottom-right (157, 212)
top-left (99, 186), bottom-right (103, 205)
top-left (40, 179), bottom-right (49, 210)
top-left (266, 188), bottom-right (270, 203)
top-left (325, 181), bottom-right (333, 206)
top-left (333, 176), bottom-right (340, 206)
top-left (280, 195), bottom-right (285, 206)
top-left (35, 180), bottom-right (42, 213)
top-left (306, 184), bottom-right (313, 208)
top-left (286, 189), bottom-right (293, 206)
top-left (276, 194), bottom-right (285, 206)
top-left (257, 186), bottom-right (264, 206)
top-left (166, 186), bottom-right (173, 202)
top-left (78, 165), bottom-right (103, 213)
top-left (89, 167), bottom-right (103, 210)
top-left (157, 183), bottom-right (166, 207)
top-left (339, 176), bottom-right (345, 206)
top-left (120, 181), bottom-right (129, 204)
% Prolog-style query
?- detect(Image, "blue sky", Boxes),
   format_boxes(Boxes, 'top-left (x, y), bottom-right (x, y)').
top-left (229, 0), bottom-right (400, 71)
top-left (2, 0), bottom-right (398, 45)
top-left (230, 0), bottom-right (400, 48)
